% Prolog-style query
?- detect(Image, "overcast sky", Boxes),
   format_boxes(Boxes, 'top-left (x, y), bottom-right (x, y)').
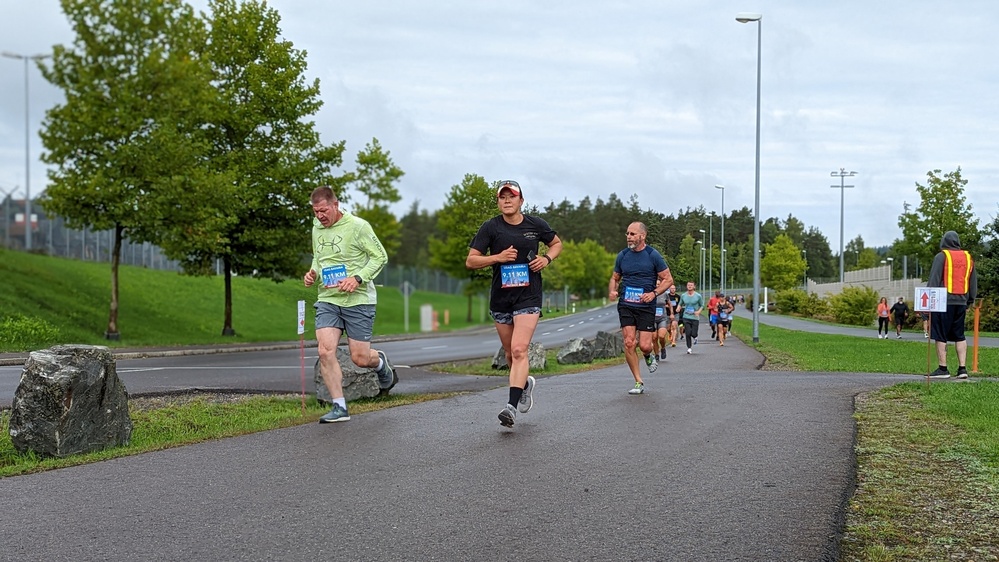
top-left (2, 1), bottom-right (998, 250)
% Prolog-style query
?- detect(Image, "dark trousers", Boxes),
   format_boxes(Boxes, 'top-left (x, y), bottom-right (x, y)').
top-left (683, 318), bottom-right (699, 348)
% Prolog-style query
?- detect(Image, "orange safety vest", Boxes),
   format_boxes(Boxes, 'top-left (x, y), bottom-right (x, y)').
top-left (943, 249), bottom-right (973, 294)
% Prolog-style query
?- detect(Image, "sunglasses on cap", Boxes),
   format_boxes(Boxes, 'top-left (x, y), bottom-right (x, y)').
top-left (496, 180), bottom-right (522, 197)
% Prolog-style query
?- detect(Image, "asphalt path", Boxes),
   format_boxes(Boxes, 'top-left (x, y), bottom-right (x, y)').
top-left (0, 333), bottom-right (915, 561)
top-left (0, 306), bottom-right (622, 407)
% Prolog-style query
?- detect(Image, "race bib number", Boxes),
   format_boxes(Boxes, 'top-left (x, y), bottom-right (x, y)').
top-left (623, 286), bottom-right (643, 303)
top-left (685, 305), bottom-right (696, 315)
top-left (500, 264), bottom-right (530, 288)
top-left (655, 307), bottom-right (664, 317)
top-left (321, 265), bottom-right (348, 288)
top-left (720, 311), bottom-right (729, 320)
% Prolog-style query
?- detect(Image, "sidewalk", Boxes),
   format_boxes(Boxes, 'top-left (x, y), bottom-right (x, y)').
top-left (0, 332), bottom-right (913, 560)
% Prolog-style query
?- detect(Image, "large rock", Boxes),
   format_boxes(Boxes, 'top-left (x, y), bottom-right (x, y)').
top-left (491, 342), bottom-right (547, 371)
top-left (9, 344), bottom-right (132, 458)
top-left (557, 337), bottom-right (594, 364)
top-left (590, 330), bottom-right (624, 359)
top-left (314, 346), bottom-right (384, 405)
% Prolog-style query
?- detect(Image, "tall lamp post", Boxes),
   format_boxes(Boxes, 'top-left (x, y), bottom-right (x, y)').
top-left (697, 240), bottom-right (705, 291)
top-left (887, 256), bottom-right (894, 286)
top-left (830, 168), bottom-right (857, 284)
top-left (698, 229), bottom-right (706, 290)
top-left (737, 12), bottom-right (762, 342)
top-left (802, 249), bottom-right (807, 291)
top-left (2, 51), bottom-right (51, 251)
top-left (715, 184), bottom-right (725, 293)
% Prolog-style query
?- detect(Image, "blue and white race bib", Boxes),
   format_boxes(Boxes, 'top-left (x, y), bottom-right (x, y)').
top-left (655, 307), bottom-right (664, 317)
top-left (685, 305), bottom-right (696, 315)
top-left (623, 286), bottom-right (643, 303)
top-left (500, 264), bottom-right (530, 288)
top-left (321, 265), bottom-right (348, 288)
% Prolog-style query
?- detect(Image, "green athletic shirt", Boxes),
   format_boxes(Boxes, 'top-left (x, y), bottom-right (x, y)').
top-left (310, 211), bottom-right (387, 307)
top-left (678, 292), bottom-right (704, 320)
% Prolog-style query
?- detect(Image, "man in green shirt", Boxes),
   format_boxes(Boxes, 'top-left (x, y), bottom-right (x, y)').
top-left (304, 186), bottom-right (397, 423)
top-left (678, 281), bottom-right (704, 354)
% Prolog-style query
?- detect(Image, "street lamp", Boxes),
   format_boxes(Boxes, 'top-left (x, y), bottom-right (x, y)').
top-left (737, 11), bottom-right (762, 343)
top-left (802, 249), bottom-right (807, 291)
top-left (2, 51), bottom-right (51, 251)
top-left (715, 184), bottom-right (725, 293)
top-left (700, 245), bottom-right (706, 293)
top-left (830, 168), bottom-right (857, 284)
top-left (887, 256), bottom-right (894, 285)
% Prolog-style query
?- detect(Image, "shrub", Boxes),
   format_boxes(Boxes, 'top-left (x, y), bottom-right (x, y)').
top-left (829, 286), bottom-right (880, 326)
top-left (775, 289), bottom-right (807, 315)
top-left (0, 314), bottom-right (61, 352)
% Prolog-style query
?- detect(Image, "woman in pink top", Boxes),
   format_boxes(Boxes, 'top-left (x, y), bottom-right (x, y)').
top-left (876, 297), bottom-right (891, 339)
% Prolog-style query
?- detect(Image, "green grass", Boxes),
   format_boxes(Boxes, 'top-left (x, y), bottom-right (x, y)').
top-left (841, 383), bottom-right (999, 561)
top-left (730, 317), bottom-right (999, 376)
top-left (0, 248), bottom-right (494, 351)
top-left (0, 392), bottom-right (454, 477)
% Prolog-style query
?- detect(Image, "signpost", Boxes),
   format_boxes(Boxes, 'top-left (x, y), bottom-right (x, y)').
top-left (297, 300), bottom-right (306, 412)
top-left (914, 288), bottom-right (947, 386)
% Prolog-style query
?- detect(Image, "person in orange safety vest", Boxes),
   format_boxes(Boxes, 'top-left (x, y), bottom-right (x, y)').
top-left (926, 231), bottom-right (978, 379)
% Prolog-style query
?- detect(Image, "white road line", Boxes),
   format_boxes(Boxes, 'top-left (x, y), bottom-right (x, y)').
top-left (421, 345), bottom-right (448, 350)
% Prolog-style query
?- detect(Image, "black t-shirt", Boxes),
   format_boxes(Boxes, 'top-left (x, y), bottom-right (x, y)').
top-left (469, 214), bottom-right (557, 313)
top-left (890, 302), bottom-right (909, 318)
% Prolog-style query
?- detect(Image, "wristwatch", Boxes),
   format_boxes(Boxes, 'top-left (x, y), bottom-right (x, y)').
top-left (353, 275), bottom-right (363, 284)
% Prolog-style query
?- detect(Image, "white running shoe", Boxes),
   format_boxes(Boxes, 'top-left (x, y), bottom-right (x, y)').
top-left (518, 376), bottom-right (535, 413)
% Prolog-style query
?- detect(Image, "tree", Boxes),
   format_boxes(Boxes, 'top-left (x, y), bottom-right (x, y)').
top-left (760, 234), bottom-right (806, 291)
top-left (896, 168), bottom-right (982, 271)
top-left (39, 0), bottom-right (218, 340)
top-left (175, 0), bottom-right (345, 336)
top-left (554, 239), bottom-right (615, 303)
top-left (348, 138), bottom-right (404, 259)
top-left (429, 174), bottom-right (497, 321)
top-left (396, 201), bottom-right (438, 268)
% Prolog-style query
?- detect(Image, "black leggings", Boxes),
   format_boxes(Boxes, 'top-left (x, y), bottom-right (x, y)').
top-left (878, 317), bottom-right (890, 335)
top-left (683, 318), bottom-right (699, 348)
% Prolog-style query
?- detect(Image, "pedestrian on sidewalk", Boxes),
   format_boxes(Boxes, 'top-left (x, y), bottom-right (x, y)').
top-left (876, 297), bottom-right (891, 339)
top-left (467, 180), bottom-right (562, 427)
top-left (304, 186), bottom-right (397, 424)
top-left (927, 231), bottom-right (977, 379)
top-left (652, 292), bottom-right (672, 361)
top-left (608, 221), bottom-right (673, 395)
top-left (716, 294), bottom-right (733, 346)
top-left (667, 284), bottom-right (682, 347)
top-left (679, 281), bottom-right (704, 354)
top-left (890, 296), bottom-right (910, 339)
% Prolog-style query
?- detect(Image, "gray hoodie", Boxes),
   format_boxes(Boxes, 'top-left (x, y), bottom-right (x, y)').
top-left (927, 231), bottom-right (977, 306)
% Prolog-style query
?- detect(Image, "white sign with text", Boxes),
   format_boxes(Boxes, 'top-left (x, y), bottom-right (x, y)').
top-left (914, 287), bottom-right (947, 312)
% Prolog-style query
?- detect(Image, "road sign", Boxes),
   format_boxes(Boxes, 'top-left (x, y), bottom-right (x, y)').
top-left (914, 287), bottom-right (947, 312)
top-left (297, 300), bottom-right (306, 335)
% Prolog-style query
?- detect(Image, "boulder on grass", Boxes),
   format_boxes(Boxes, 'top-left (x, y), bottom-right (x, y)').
top-left (9, 344), bottom-right (132, 458)
top-left (491, 342), bottom-right (547, 371)
top-left (314, 346), bottom-right (384, 405)
top-left (590, 330), bottom-right (624, 359)
top-left (557, 337), bottom-right (594, 365)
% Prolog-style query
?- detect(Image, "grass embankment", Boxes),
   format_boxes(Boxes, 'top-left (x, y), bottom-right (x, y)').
top-left (0, 248), bottom-right (494, 351)
top-left (727, 317), bottom-right (999, 560)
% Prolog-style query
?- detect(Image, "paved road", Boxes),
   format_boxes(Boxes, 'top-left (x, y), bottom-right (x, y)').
top-left (0, 331), bottom-right (916, 561)
top-left (0, 306), bottom-right (622, 407)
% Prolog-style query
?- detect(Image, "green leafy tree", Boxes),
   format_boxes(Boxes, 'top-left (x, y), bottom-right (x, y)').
top-left (429, 174), bottom-right (497, 321)
top-left (178, 0), bottom-right (345, 336)
top-left (396, 201), bottom-right (438, 268)
top-left (554, 239), bottom-right (614, 303)
top-left (349, 138), bottom-right (404, 259)
top-left (39, 0), bottom-right (218, 339)
top-left (830, 286), bottom-right (879, 326)
top-left (760, 234), bottom-right (806, 291)
top-left (896, 168), bottom-right (982, 269)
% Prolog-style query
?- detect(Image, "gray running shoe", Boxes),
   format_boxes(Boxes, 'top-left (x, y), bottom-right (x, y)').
top-left (628, 382), bottom-right (645, 395)
top-left (376, 350), bottom-right (398, 390)
top-left (645, 353), bottom-right (658, 373)
top-left (518, 376), bottom-right (536, 413)
top-left (498, 404), bottom-right (517, 427)
top-left (956, 367), bottom-right (969, 379)
top-left (659, 348), bottom-right (668, 361)
top-left (319, 403), bottom-right (350, 423)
